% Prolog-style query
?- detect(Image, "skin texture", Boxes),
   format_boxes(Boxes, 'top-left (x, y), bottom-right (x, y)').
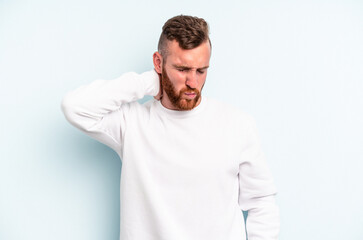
top-left (153, 40), bottom-right (211, 111)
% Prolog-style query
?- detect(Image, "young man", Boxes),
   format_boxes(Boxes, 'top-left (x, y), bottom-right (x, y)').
top-left (61, 15), bottom-right (280, 240)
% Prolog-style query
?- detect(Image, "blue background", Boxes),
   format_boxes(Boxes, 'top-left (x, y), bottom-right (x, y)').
top-left (1, 0), bottom-right (362, 239)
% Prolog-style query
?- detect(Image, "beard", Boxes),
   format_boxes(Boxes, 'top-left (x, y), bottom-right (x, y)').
top-left (161, 66), bottom-right (202, 111)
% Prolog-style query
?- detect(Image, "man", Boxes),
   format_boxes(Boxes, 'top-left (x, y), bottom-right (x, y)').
top-left (61, 15), bottom-right (280, 240)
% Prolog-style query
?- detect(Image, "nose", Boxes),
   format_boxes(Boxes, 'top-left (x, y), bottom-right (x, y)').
top-left (185, 71), bottom-right (198, 89)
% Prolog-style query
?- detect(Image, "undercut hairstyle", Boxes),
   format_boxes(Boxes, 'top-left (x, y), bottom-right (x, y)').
top-left (157, 15), bottom-right (211, 59)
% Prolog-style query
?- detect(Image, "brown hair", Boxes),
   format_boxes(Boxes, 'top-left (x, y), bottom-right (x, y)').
top-left (158, 15), bottom-right (211, 57)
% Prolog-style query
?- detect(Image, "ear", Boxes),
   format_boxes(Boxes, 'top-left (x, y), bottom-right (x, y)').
top-left (153, 51), bottom-right (163, 74)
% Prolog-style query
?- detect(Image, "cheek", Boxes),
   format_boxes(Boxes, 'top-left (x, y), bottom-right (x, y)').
top-left (171, 72), bottom-right (186, 85)
top-left (199, 75), bottom-right (207, 87)
top-left (174, 72), bottom-right (186, 81)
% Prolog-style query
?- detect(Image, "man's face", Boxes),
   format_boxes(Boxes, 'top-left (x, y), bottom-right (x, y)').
top-left (160, 40), bottom-right (211, 111)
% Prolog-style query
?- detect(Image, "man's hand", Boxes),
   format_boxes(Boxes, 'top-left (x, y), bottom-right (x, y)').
top-left (154, 72), bottom-right (163, 101)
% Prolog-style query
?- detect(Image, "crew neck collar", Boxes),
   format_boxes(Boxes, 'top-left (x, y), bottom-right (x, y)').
top-left (155, 96), bottom-right (207, 118)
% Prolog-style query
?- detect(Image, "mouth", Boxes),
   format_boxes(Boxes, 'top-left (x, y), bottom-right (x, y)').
top-left (184, 92), bottom-right (197, 99)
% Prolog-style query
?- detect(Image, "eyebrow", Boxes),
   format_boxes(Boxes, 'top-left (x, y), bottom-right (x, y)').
top-left (172, 64), bottom-right (209, 70)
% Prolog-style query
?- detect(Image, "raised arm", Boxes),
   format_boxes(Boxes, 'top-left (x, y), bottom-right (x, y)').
top-left (61, 70), bottom-right (160, 156)
top-left (238, 114), bottom-right (280, 240)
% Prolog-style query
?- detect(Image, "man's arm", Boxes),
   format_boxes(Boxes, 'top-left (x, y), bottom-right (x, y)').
top-left (61, 70), bottom-right (160, 156)
top-left (238, 114), bottom-right (280, 240)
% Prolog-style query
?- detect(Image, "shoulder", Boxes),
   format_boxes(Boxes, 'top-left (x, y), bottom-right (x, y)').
top-left (205, 96), bottom-right (253, 122)
top-left (128, 97), bottom-right (158, 117)
top-left (204, 97), bottom-right (258, 135)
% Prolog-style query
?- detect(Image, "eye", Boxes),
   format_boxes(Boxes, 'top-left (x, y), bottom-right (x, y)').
top-left (197, 69), bottom-right (205, 74)
top-left (177, 68), bottom-right (186, 72)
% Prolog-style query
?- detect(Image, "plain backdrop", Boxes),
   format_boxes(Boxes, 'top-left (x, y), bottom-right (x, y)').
top-left (1, 0), bottom-right (362, 239)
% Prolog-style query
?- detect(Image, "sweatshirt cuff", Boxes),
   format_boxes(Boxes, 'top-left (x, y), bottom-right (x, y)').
top-left (141, 69), bottom-right (160, 97)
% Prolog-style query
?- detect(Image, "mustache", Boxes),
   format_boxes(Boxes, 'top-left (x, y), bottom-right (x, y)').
top-left (179, 87), bottom-right (200, 95)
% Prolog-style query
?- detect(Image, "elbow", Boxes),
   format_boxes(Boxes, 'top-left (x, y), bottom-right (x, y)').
top-left (60, 92), bottom-right (99, 132)
top-left (239, 191), bottom-right (278, 212)
top-left (61, 93), bottom-right (75, 120)
top-left (60, 92), bottom-right (84, 128)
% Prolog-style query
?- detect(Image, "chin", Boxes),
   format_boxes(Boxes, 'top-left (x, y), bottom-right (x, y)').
top-left (177, 98), bottom-right (199, 110)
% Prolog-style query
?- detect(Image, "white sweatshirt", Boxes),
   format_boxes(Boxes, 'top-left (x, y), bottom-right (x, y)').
top-left (61, 70), bottom-right (280, 240)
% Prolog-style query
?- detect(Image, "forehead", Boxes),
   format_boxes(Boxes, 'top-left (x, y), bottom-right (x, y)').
top-left (164, 40), bottom-right (211, 67)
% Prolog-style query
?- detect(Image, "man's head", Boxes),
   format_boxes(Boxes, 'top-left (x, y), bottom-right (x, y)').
top-left (153, 15), bottom-right (211, 111)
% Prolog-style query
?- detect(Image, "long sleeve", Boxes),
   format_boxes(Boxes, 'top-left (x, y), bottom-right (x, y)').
top-left (238, 114), bottom-right (280, 240)
top-left (60, 70), bottom-right (160, 156)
